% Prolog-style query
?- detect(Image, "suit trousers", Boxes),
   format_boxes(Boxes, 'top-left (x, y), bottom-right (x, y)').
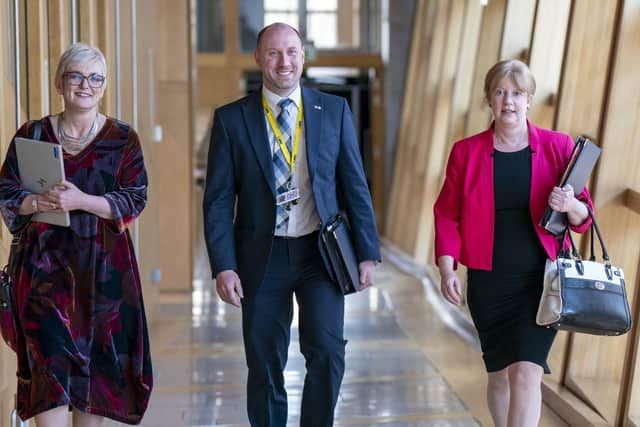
top-left (241, 232), bottom-right (346, 427)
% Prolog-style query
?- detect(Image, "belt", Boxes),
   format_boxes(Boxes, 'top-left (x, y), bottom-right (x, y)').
top-left (274, 230), bottom-right (319, 241)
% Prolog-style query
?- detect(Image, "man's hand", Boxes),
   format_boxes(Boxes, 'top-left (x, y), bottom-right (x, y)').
top-left (215, 270), bottom-right (244, 307)
top-left (358, 260), bottom-right (377, 290)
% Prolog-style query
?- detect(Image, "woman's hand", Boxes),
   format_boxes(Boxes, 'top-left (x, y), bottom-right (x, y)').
top-left (548, 184), bottom-right (576, 213)
top-left (548, 184), bottom-right (588, 225)
top-left (42, 180), bottom-right (86, 212)
top-left (437, 256), bottom-right (462, 305)
top-left (18, 194), bottom-right (58, 214)
top-left (440, 270), bottom-right (462, 305)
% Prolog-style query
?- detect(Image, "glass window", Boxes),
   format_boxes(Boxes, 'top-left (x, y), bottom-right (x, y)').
top-left (307, 14), bottom-right (337, 49)
top-left (197, 0), bottom-right (225, 53)
top-left (237, 0), bottom-right (380, 53)
top-left (264, 13), bottom-right (299, 29)
top-left (265, 0), bottom-right (298, 9)
top-left (308, 0), bottom-right (337, 11)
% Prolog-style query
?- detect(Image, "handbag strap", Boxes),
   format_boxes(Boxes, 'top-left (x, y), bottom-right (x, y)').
top-left (589, 217), bottom-right (596, 261)
top-left (562, 207), bottom-right (614, 279)
top-left (6, 121), bottom-right (42, 269)
top-left (30, 120), bottom-right (42, 141)
top-left (586, 207), bottom-right (610, 262)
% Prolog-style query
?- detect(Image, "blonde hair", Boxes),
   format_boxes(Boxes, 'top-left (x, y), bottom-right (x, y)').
top-left (55, 43), bottom-right (107, 88)
top-left (484, 59), bottom-right (535, 103)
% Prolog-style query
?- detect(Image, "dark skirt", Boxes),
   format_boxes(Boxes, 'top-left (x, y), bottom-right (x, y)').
top-left (467, 268), bottom-right (556, 373)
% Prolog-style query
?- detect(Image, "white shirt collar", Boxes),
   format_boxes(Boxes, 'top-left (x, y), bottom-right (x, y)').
top-left (262, 85), bottom-right (301, 113)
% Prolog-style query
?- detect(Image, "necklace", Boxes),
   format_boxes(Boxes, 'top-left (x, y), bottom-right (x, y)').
top-left (57, 113), bottom-right (99, 154)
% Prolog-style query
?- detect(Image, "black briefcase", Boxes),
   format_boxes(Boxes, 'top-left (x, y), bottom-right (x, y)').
top-left (321, 212), bottom-right (360, 295)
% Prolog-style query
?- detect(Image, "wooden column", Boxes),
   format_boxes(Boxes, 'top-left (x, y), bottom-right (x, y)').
top-left (96, 0), bottom-right (117, 116)
top-left (414, 0), bottom-right (466, 263)
top-left (387, 0), bottom-right (440, 253)
top-left (564, 1), bottom-right (640, 424)
top-left (527, 0), bottom-right (571, 129)
top-left (541, 0), bottom-right (619, 389)
top-left (447, 0), bottom-right (482, 147)
top-left (465, 0), bottom-right (506, 136)
top-left (154, 0), bottom-right (194, 291)
top-left (386, 0), bottom-right (428, 249)
top-left (0, 0), bottom-right (18, 421)
top-left (25, 0), bottom-right (49, 119)
top-left (499, 0), bottom-right (535, 61)
top-left (78, 0), bottom-right (98, 46)
top-left (48, 0), bottom-right (72, 114)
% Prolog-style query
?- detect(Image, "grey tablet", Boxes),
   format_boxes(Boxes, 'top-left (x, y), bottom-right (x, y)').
top-left (15, 137), bottom-right (70, 227)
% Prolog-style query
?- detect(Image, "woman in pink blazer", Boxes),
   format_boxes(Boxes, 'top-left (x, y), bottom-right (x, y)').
top-left (434, 60), bottom-right (592, 427)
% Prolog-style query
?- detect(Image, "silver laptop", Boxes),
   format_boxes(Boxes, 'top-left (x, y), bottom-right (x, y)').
top-left (15, 137), bottom-right (70, 227)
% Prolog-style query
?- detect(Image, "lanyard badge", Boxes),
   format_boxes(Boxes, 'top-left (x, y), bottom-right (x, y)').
top-left (263, 94), bottom-right (304, 210)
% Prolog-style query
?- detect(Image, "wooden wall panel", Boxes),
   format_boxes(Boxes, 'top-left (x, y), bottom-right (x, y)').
top-left (26, 0), bottom-right (49, 119)
top-left (154, 0), bottom-right (193, 291)
top-left (78, 0), bottom-right (98, 46)
top-left (399, 0), bottom-right (448, 258)
top-left (527, 0), bottom-right (571, 129)
top-left (499, 0), bottom-right (535, 61)
top-left (197, 62), bottom-right (243, 108)
top-left (0, 0), bottom-right (17, 422)
top-left (96, 0), bottom-right (116, 117)
top-left (135, 0), bottom-right (161, 319)
top-left (414, 0), bottom-right (466, 263)
top-left (565, 1), bottom-right (640, 424)
top-left (447, 0), bottom-right (482, 147)
top-left (155, 82), bottom-right (193, 291)
top-left (48, 0), bottom-right (72, 114)
top-left (464, 0), bottom-right (506, 136)
top-left (370, 68), bottom-right (385, 231)
top-left (543, 0), bottom-right (618, 386)
top-left (388, 0), bottom-right (442, 253)
top-left (118, 0), bottom-right (134, 123)
top-left (157, 0), bottom-right (189, 82)
top-left (386, 0), bottom-right (431, 250)
top-left (554, 0), bottom-right (617, 139)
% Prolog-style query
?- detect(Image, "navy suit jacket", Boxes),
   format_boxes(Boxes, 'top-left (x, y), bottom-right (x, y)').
top-left (203, 86), bottom-right (381, 297)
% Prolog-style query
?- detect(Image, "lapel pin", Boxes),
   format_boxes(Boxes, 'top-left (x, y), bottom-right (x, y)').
top-left (313, 105), bottom-right (322, 110)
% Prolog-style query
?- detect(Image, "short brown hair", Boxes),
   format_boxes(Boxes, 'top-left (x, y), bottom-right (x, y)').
top-left (484, 59), bottom-right (535, 103)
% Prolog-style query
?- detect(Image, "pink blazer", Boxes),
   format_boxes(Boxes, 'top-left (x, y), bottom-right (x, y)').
top-left (434, 121), bottom-right (593, 271)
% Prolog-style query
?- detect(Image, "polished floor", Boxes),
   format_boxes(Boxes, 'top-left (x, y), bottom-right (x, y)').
top-left (111, 184), bottom-right (570, 427)
top-left (124, 248), bottom-right (570, 427)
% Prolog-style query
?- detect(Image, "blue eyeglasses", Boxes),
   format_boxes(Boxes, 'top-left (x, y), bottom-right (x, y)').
top-left (63, 71), bottom-right (106, 88)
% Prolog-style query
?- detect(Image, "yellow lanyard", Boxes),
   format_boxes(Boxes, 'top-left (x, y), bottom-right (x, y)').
top-left (262, 94), bottom-right (304, 174)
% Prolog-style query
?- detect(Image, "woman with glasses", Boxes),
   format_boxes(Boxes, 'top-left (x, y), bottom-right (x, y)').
top-left (0, 43), bottom-right (152, 426)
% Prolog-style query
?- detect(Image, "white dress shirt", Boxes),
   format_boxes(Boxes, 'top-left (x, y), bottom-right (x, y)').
top-left (262, 85), bottom-right (321, 237)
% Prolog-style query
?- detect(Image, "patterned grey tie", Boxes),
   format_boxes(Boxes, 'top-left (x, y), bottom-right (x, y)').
top-left (274, 98), bottom-right (294, 230)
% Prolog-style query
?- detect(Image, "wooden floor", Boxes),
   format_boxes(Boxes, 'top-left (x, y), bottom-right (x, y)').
top-left (99, 185), bottom-right (571, 426)
top-left (114, 218), bottom-right (570, 426)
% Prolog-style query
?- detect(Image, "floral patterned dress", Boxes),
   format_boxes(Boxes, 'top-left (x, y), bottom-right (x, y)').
top-left (0, 117), bottom-right (153, 424)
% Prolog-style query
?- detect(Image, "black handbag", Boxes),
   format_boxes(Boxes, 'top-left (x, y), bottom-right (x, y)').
top-left (321, 212), bottom-right (361, 295)
top-left (0, 235), bottom-right (20, 351)
top-left (536, 209), bottom-right (631, 335)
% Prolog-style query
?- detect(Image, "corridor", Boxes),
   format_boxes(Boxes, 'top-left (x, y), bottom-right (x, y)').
top-left (141, 268), bottom-right (483, 426)
top-left (128, 191), bottom-right (568, 427)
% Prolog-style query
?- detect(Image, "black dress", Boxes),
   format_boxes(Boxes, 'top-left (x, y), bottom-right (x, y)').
top-left (467, 146), bottom-right (556, 373)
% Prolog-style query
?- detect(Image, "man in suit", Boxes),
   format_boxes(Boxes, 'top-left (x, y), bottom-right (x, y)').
top-left (203, 22), bottom-right (381, 426)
